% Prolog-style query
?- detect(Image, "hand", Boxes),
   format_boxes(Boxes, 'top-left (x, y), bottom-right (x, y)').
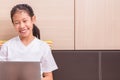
top-left (42, 72), bottom-right (53, 80)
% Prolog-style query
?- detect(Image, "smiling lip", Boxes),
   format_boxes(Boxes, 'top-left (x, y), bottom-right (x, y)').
top-left (19, 29), bottom-right (27, 33)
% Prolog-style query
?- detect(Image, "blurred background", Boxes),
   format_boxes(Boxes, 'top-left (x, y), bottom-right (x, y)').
top-left (1, 0), bottom-right (120, 50)
top-left (1, 0), bottom-right (120, 80)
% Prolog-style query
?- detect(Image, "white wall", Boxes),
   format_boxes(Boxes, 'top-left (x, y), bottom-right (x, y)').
top-left (0, 0), bottom-right (74, 50)
top-left (1, 0), bottom-right (120, 50)
top-left (75, 0), bottom-right (120, 50)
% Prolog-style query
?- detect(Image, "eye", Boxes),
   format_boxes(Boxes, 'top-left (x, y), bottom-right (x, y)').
top-left (14, 22), bottom-right (19, 25)
top-left (23, 20), bottom-right (27, 23)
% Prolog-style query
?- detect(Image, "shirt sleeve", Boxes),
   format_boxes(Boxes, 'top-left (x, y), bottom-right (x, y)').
top-left (0, 44), bottom-right (8, 61)
top-left (41, 45), bottom-right (58, 72)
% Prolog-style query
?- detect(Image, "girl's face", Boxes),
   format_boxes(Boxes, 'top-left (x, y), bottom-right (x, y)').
top-left (12, 10), bottom-right (36, 38)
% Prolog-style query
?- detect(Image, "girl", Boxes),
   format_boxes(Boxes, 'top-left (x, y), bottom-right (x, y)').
top-left (0, 4), bottom-right (58, 80)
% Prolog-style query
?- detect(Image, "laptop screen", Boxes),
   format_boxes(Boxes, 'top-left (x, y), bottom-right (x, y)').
top-left (0, 62), bottom-right (41, 80)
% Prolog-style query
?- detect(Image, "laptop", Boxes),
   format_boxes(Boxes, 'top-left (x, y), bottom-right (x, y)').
top-left (0, 62), bottom-right (41, 80)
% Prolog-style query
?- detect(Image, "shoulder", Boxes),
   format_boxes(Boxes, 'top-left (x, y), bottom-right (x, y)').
top-left (35, 39), bottom-right (53, 58)
top-left (0, 36), bottom-right (18, 51)
top-left (35, 38), bottom-right (50, 47)
top-left (3, 36), bottom-right (19, 46)
top-left (34, 38), bottom-right (52, 56)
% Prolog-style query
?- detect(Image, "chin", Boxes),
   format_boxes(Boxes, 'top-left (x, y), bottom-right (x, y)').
top-left (19, 33), bottom-right (30, 38)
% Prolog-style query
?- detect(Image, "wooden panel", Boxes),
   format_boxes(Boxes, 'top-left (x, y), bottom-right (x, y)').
top-left (0, 0), bottom-right (74, 50)
top-left (52, 50), bottom-right (99, 80)
top-left (102, 51), bottom-right (120, 80)
top-left (75, 0), bottom-right (120, 50)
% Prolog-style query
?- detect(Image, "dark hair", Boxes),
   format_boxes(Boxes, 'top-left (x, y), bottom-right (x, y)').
top-left (10, 4), bottom-right (40, 39)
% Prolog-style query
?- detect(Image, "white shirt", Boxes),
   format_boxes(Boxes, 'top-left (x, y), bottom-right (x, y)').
top-left (0, 36), bottom-right (58, 73)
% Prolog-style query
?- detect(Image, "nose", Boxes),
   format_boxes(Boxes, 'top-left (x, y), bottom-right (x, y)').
top-left (19, 22), bottom-right (25, 28)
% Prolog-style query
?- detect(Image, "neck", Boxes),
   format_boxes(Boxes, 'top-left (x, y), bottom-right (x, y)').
top-left (19, 35), bottom-right (35, 46)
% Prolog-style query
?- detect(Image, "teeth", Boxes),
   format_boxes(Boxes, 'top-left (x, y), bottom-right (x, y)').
top-left (20, 30), bottom-right (26, 33)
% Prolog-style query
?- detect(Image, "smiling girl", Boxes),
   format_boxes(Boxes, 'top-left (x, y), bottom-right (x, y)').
top-left (0, 4), bottom-right (58, 80)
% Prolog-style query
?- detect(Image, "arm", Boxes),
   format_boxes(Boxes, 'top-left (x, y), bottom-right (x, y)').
top-left (42, 72), bottom-right (53, 80)
top-left (41, 43), bottom-right (58, 80)
top-left (0, 44), bottom-right (8, 61)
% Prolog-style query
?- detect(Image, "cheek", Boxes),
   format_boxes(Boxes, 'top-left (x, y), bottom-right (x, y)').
top-left (27, 23), bottom-right (33, 30)
top-left (14, 26), bottom-right (19, 31)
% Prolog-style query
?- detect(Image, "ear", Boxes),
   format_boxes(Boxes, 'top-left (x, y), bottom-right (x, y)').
top-left (32, 16), bottom-right (36, 24)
